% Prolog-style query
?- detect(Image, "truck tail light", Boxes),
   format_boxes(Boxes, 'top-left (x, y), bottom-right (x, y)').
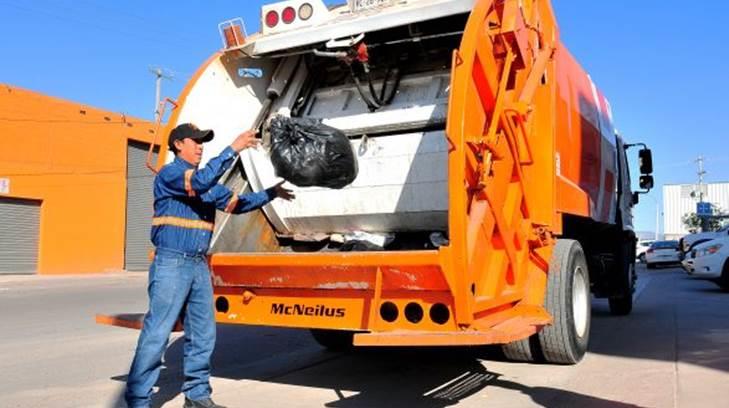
top-left (282, 6), bottom-right (296, 24)
top-left (298, 3), bottom-right (314, 20)
top-left (265, 10), bottom-right (279, 28)
top-left (261, 1), bottom-right (329, 34)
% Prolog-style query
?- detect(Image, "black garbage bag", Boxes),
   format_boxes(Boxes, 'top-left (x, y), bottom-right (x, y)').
top-left (269, 115), bottom-right (357, 189)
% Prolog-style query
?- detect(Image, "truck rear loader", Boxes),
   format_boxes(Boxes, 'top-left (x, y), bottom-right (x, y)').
top-left (100, 0), bottom-right (655, 364)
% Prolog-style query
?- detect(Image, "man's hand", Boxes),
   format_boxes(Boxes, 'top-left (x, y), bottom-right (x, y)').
top-left (272, 181), bottom-right (295, 201)
top-left (230, 129), bottom-right (259, 152)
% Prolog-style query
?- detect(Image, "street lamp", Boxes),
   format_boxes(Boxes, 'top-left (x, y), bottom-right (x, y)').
top-left (646, 195), bottom-right (661, 241)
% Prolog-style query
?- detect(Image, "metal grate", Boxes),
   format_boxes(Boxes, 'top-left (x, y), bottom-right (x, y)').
top-left (0, 197), bottom-right (40, 274)
top-left (125, 142), bottom-right (158, 271)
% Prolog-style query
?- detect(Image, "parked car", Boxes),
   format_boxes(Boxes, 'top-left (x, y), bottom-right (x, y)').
top-left (682, 238), bottom-right (729, 290)
top-left (645, 240), bottom-right (681, 269)
top-left (681, 250), bottom-right (694, 273)
top-left (636, 240), bottom-right (655, 263)
top-left (680, 226), bottom-right (729, 258)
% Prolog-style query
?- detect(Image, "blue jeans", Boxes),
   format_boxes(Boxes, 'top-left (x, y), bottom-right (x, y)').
top-left (125, 248), bottom-right (216, 408)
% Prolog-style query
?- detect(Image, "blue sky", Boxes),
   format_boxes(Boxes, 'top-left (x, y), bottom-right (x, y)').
top-left (1, 0), bottom-right (727, 233)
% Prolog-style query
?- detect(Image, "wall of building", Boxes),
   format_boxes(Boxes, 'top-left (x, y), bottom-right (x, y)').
top-left (663, 182), bottom-right (729, 240)
top-left (0, 84), bottom-right (158, 274)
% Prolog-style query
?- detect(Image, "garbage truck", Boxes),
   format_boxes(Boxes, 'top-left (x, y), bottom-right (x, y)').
top-left (100, 0), bottom-right (655, 364)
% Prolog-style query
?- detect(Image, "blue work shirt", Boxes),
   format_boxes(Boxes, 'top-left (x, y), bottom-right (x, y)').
top-left (151, 146), bottom-right (276, 255)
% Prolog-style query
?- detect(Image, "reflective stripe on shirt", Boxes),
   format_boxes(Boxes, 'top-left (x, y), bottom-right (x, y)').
top-left (152, 216), bottom-right (214, 231)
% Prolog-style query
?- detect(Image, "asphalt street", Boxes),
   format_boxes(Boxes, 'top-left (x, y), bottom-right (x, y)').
top-left (1, 265), bottom-right (727, 408)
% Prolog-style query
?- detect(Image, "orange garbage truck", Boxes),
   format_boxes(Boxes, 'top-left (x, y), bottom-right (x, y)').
top-left (101, 0), bottom-right (655, 364)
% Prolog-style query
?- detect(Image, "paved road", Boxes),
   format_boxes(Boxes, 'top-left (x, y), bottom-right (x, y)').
top-left (1, 266), bottom-right (727, 407)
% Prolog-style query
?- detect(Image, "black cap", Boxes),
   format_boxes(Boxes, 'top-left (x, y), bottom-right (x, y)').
top-left (168, 123), bottom-right (214, 151)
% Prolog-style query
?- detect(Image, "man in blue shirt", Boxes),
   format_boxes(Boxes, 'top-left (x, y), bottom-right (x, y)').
top-left (125, 123), bottom-right (293, 408)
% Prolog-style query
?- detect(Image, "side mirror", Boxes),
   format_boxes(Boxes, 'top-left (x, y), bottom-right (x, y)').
top-left (639, 148), bottom-right (653, 174)
top-left (639, 175), bottom-right (654, 190)
top-left (632, 192), bottom-right (640, 205)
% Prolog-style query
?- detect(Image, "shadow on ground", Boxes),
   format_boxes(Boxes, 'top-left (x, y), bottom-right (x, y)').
top-left (587, 268), bottom-right (729, 377)
top-left (110, 267), bottom-right (726, 407)
top-left (111, 329), bottom-right (643, 407)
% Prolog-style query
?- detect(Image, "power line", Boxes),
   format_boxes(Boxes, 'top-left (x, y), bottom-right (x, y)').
top-left (0, 169), bottom-right (126, 177)
top-left (72, 0), bottom-right (201, 43)
top-left (0, 116), bottom-right (153, 126)
top-left (0, 0), bottom-right (195, 48)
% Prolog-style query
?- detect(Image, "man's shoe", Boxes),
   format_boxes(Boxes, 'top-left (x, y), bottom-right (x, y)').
top-left (183, 397), bottom-right (227, 408)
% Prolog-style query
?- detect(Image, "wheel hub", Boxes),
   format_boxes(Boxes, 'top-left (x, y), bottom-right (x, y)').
top-left (572, 265), bottom-right (589, 338)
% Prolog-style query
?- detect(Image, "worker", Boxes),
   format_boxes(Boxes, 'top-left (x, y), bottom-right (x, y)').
top-left (125, 123), bottom-right (294, 408)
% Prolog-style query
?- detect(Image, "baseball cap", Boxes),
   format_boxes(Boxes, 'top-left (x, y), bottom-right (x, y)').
top-left (168, 123), bottom-right (214, 151)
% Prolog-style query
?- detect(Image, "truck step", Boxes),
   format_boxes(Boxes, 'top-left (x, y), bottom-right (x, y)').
top-left (353, 305), bottom-right (552, 346)
top-left (95, 313), bottom-right (183, 332)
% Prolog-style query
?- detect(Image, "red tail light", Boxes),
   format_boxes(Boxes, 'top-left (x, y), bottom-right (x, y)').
top-left (265, 10), bottom-right (279, 28)
top-left (647, 248), bottom-right (654, 254)
top-left (282, 6), bottom-right (296, 24)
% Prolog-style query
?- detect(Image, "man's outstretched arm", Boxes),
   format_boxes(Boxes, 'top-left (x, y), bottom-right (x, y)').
top-left (156, 130), bottom-right (259, 198)
top-left (201, 181), bottom-right (295, 213)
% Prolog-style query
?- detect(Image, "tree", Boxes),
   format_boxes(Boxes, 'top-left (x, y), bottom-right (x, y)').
top-left (682, 212), bottom-right (721, 233)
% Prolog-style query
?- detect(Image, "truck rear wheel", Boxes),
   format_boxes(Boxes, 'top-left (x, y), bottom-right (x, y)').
top-left (538, 239), bottom-right (591, 364)
top-left (309, 329), bottom-right (355, 351)
top-left (501, 336), bottom-right (540, 362)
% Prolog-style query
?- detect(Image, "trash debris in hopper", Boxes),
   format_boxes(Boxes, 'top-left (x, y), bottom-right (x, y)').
top-left (335, 231), bottom-right (394, 252)
top-left (269, 115), bottom-right (357, 189)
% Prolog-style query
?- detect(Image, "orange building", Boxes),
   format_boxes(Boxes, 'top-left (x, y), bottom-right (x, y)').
top-left (0, 84), bottom-right (160, 274)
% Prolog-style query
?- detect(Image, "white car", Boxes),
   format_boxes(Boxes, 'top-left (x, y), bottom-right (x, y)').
top-left (682, 238), bottom-right (729, 289)
top-left (681, 248), bottom-right (696, 273)
top-left (636, 240), bottom-right (655, 263)
top-left (680, 226), bottom-right (729, 254)
top-left (645, 240), bottom-right (681, 269)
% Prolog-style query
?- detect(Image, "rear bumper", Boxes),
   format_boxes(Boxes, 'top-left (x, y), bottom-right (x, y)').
top-left (211, 250), bottom-right (457, 335)
top-left (645, 256), bottom-right (681, 265)
top-left (208, 250), bottom-right (551, 346)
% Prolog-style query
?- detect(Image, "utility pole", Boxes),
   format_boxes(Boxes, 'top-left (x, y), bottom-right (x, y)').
top-left (695, 155), bottom-right (706, 202)
top-left (655, 203), bottom-right (660, 241)
top-left (649, 195), bottom-right (660, 241)
top-left (149, 67), bottom-right (173, 122)
top-left (694, 155), bottom-right (710, 231)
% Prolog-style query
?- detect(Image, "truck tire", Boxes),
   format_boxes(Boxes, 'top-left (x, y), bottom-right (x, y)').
top-left (538, 239), bottom-right (591, 365)
top-left (502, 336), bottom-right (540, 362)
top-left (609, 242), bottom-right (635, 316)
top-left (309, 329), bottom-right (355, 351)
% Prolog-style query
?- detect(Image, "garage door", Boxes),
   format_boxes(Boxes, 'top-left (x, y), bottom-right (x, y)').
top-left (125, 142), bottom-right (158, 271)
top-left (0, 198), bottom-right (40, 274)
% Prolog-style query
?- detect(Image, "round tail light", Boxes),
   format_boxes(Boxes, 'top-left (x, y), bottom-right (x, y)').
top-left (282, 6), bottom-right (296, 24)
top-left (265, 10), bottom-right (279, 28)
top-left (298, 3), bottom-right (314, 21)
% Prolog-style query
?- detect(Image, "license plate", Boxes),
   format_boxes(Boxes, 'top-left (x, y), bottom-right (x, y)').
top-left (349, 0), bottom-right (396, 12)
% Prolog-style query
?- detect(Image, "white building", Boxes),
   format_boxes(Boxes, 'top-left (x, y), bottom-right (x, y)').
top-left (663, 182), bottom-right (729, 240)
